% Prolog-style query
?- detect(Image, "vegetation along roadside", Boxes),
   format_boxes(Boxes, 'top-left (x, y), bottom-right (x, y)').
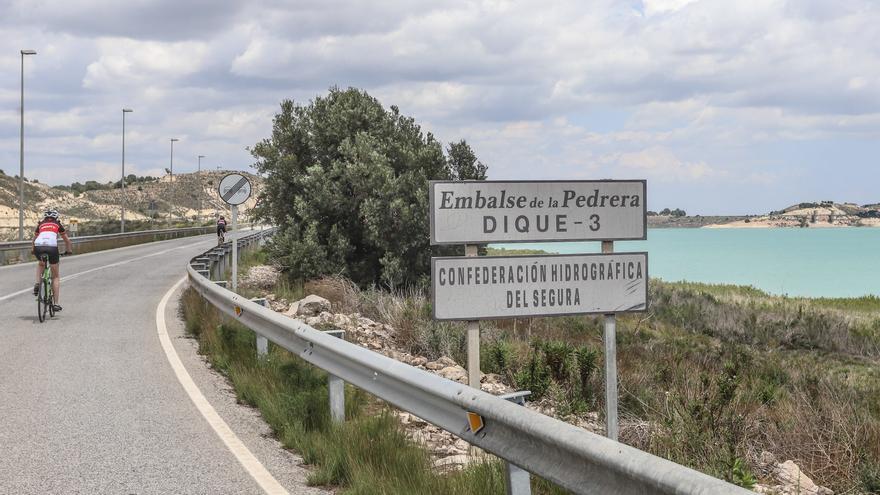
top-left (182, 87), bottom-right (880, 494)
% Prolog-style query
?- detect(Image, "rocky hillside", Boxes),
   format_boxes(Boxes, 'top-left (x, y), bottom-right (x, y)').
top-left (707, 201), bottom-right (880, 228)
top-left (0, 170), bottom-right (261, 240)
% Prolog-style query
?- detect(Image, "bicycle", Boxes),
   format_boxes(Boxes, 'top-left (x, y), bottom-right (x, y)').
top-left (36, 253), bottom-right (55, 322)
top-left (217, 229), bottom-right (226, 245)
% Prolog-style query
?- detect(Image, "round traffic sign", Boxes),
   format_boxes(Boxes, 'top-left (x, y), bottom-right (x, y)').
top-left (218, 173), bottom-right (252, 206)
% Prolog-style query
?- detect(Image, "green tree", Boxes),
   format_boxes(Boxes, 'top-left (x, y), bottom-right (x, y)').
top-left (251, 87), bottom-right (488, 288)
top-left (446, 140), bottom-right (487, 181)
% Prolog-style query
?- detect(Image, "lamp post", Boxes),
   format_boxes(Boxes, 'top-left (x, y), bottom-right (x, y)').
top-left (197, 155), bottom-right (205, 220)
top-left (18, 49), bottom-right (37, 241)
top-left (121, 108), bottom-right (133, 232)
top-left (168, 138), bottom-right (179, 226)
top-left (169, 138), bottom-right (179, 183)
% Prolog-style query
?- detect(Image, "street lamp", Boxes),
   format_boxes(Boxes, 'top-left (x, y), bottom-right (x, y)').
top-left (169, 138), bottom-right (179, 183)
top-left (18, 49), bottom-right (37, 241)
top-left (197, 155), bottom-right (205, 220)
top-left (121, 108), bottom-right (133, 233)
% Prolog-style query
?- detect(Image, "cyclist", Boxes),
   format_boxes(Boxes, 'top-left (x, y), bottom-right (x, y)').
top-left (32, 209), bottom-right (73, 312)
top-left (217, 215), bottom-right (227, 242)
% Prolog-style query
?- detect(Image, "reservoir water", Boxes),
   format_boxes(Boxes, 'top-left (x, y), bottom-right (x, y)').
top-left (492, 228), bottom-right (880, 298)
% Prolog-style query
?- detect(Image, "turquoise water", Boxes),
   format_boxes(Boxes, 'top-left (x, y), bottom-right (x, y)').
top-left (492, 228), bottom-right (880, 298)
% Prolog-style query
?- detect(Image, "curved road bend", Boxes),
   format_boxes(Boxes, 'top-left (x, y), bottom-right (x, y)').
top-left (0, 232), bottom-right (326, 494)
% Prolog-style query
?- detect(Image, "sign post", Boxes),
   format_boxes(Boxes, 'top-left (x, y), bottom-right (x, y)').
top-left (232, 205), bottom-right (238, 291)
top-left (602, 240), bottom-right (618, 441)
top-left (429, 179), bottom-right (647, 443)
top-left (218, 173), bottom-right (252, 293)
top-left (465, 244), bottom-right (480, 388)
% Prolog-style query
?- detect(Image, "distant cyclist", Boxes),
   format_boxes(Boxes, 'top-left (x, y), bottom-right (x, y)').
top-left (32, 209), bottom-right (73, 312)
top-left (217, 215), bottom-right (227, 242)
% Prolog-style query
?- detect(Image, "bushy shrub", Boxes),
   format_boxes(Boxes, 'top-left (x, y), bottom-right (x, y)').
top-left (252, 87), bottom-right (487, 289)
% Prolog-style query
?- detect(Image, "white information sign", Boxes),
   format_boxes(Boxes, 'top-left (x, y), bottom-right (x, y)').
top-left (218, 173), bottom-right (252, 206)
top-left (431, 253), bottom-right (648, 320)
top-left (429, 180), bottom-right (646, 244)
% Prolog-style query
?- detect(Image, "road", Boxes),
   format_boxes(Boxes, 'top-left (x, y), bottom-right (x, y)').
top-left (0, 233), bottom-right (325, 494)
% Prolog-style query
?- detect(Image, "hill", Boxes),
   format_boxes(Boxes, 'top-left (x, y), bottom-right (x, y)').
top-left (0, 170), bottom-right (260, 240)
top-left (705, 201), bottom-right (880, 228)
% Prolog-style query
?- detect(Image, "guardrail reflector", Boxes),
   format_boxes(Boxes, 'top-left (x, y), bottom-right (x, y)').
top-left (234, 306), bottom-right (243, 317)
top-left (467, 412), bottom-right (484, 433)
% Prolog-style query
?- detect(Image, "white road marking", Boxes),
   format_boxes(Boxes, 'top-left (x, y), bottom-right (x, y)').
top-left (0, 232), bottom-right (222, 272)
top-left (0, 244), bottom-right (196, 303)
top-left (156, 277), bottom-right (289, 495)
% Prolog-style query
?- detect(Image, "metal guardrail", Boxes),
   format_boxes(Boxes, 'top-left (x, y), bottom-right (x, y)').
top-left (0, 224), bottom-right (252, 265)
top-left (187, 233), bottom-right (752, 495)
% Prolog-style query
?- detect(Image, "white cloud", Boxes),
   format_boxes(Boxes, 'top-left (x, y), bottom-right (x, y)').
top-left (0, 0), bottom-right (877, 212)
top-left (83, 38), bottom-right (209, 89)
top-left (641, 0), bottom-right (700, 16)
top-left (601, 147), bottom-right (722, 182)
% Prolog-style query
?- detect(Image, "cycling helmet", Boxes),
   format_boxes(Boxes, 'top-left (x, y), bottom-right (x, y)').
top-left (44, 209), bottom-right (60, 220)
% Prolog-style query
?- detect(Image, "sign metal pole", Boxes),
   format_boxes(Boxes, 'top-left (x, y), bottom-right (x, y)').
top-left (465, 244), bottom-right (480, 389)
top-left (602, 240), bottom-right (618, 441)
top-left (231, 204), bottom-right (238, 292)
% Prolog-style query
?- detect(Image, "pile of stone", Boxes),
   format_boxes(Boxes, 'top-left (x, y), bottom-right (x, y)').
top-left (240, 265), bottom-right (281, 290)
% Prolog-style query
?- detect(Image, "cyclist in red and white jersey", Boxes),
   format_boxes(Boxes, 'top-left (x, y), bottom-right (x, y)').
top-left (32, 209), bottom-right (73, 312)
top-left (217, 215), bottom-right (227, 239)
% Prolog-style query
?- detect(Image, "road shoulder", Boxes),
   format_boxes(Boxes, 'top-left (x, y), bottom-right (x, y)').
top-left (163, 281), bottom-right (331, 495)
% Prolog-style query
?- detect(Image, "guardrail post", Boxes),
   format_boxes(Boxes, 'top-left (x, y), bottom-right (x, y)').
top-left (500, 391), bottom-right (533, 495)
top-left (324, 329), bottom-right (346, 423)
top-left (207, 253), bottom-right (221, 280)
top-left (250, 298), bottom-right (269, 358)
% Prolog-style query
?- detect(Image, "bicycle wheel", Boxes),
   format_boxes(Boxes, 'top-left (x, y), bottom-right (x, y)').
top-left (48, 283), bottom-right (55, 318)
top-left (37, 279), bottom-right (47, 322)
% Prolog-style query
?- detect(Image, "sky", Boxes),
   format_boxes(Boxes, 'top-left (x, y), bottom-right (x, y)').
top-left (1, 0), bottom-right (878, 215)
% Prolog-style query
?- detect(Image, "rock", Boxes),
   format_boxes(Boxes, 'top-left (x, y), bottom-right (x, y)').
top-left (285, 295), bottom-right (331, 317)
top-left (437, 366), bottom-right (468, 383)
top-left (409, 430), bottom-right (429, 445)
top-left (357, 316), bottom-right (379, 328)
top-left (432, 454), bottom-right (472, 471)
top-left (331, 313), bottom-right (351, 328)
top-left (410, 356), bottom-right (427, 367)
top-left (759, 451), bottom-right (777, 468)
top-left (436, 356), bottom-right (457, 367)
top-left (772, 460), bottom-right (828, 495)
top-left (426, 357), bottom-right (457, 370)
top-left (481, 373), bottom-right (504, 384)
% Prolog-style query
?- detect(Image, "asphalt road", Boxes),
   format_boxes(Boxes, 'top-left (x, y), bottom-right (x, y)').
top-left (0, 233), bottom-right (325, 494)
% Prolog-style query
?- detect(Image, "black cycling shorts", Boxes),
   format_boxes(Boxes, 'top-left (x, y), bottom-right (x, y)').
top-left (217, 226), bottom-right (226, 235)
top-left (34, 246), bottom-right (60, 264)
